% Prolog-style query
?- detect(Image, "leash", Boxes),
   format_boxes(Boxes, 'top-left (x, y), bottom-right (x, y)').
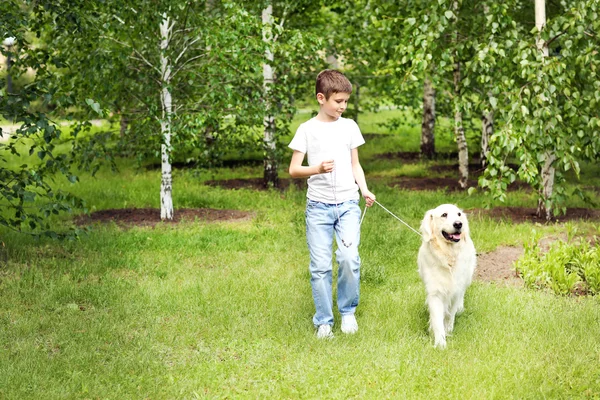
top-left (329, 166), bottom-right (420, 240)
top-left (360, 200), bottom-right (422, 237)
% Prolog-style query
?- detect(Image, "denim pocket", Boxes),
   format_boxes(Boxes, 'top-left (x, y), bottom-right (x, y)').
top-left (307, 199), bottom-right (326, 210)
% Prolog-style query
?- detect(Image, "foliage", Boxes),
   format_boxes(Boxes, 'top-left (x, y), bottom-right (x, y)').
top-left (478, 0), bottom-right (600, 215)
top-left (0, 0), bottom-right (113, 238)
top-left (330, 0), bottom-right (600, 217)
top-left (517, 229), bottom-right (600, 296)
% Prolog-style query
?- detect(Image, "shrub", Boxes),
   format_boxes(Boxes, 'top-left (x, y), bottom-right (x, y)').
top-left (516, 234), bottom-right (600, 296)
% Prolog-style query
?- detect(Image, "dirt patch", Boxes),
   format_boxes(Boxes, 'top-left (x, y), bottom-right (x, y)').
top-left (475, 246), bottom-right (524, 286)
top-left (75, 207), bottom-right (253, 228)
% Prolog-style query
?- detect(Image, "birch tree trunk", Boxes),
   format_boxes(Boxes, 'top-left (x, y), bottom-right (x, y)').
top-left (204, 0), bottom-right (218, 146)
top-left (535, 0), bottom-right (554, 221)
top-left (353, 81), bottom-right (360, 124)
top-left (421, 78), bottom-right (436, 159)
top-left (480, 4), bottom-right (493, 168)
top-left (453, 1), bottom-right (469, 189)
top-left (159, 14), bottom-right (174, 220)
top-left (262, 4), bottom-right (279, 188)
top-left (481, 107), bottom-right (493, 167)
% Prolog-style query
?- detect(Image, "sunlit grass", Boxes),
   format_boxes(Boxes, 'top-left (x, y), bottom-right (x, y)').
top-left (1, 108), bottom-right (600, 399)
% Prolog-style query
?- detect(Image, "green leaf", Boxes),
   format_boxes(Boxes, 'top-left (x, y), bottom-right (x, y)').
top-left (85, 98), bottom-right (102, 115)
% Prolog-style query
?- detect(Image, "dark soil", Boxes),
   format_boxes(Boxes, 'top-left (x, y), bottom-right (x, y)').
top-left (74, 207), bottom-right (253, 228)
top-left (77, 176), bottom-right (600, 285)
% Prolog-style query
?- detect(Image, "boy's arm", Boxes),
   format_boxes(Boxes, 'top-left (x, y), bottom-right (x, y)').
top-left (289, 150), bottom-right (334, 178)
top-left (351, 148), bottom-right (376, 207)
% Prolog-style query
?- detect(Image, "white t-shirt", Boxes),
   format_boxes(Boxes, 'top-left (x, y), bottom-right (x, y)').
top-left (289, 117), bottom-right (365, 204)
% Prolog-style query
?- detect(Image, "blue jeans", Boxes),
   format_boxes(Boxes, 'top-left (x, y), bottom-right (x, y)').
top-left (305, 199), bottom-right (361, 327)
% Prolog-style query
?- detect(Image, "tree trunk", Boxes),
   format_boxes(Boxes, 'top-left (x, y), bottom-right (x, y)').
top-left (453, 1), bottom-right (469, 189)
top-left (204, 0), bottom-right (218, 146)
top-left (5, 53), bottom-right (13, 95)
top-left (535, 0), bottom-right (554, 220)
top-left (537, 152), bottom-right (556, 220)
top-left (480, 0), bottom-right (492, 168)
top-left (353, 81), bottom-right (360, 124)
top-left (421, 78), bottom-right (436, 159)
top-left (159, 14), bottom-right (174, 220)
top-left (120, 112), bottom-right (128, 137)
top-left (481, 108), bottom-right (493, 167)
top-left (262, 4), bottom-right (278, 188)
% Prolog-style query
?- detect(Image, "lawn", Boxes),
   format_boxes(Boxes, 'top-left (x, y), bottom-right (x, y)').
top-left (1, 108), bottom-right (599, 399)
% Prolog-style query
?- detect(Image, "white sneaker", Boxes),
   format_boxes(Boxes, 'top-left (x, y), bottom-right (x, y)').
top-left (341, 315), bottom-right (358, 334)
top-left (316, 324), bottom-right (334, 339)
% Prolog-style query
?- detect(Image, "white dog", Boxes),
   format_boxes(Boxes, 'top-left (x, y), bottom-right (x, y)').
top-left (417, 204), bottom-right (476, 349)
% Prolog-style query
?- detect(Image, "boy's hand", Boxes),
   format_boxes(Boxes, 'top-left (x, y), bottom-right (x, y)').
top-left (318, 160), bottom-right (334, 174)
top-left (363, 190), bottom-right (376, 207)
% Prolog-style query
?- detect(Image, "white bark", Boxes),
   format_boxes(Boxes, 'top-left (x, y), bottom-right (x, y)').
top-left (453, 1), bottom-right (469, 189)
top-left (481, 107), bottom-right (493, 167)
top-left (480, 4), bottom-right (493, 168)
top-left (421, 78), bottom-right (436, 159)
top-left (262, 4), bottom-right (278, 187)
top-left (535, 0), bottom-right (554, 220)
top-left (160, 14), bottom-right (174, 220)
top-left (535, 0), bottom-right (549, 57)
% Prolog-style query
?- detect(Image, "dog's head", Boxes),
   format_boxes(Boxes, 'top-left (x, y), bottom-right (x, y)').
top-left (420, 204), bottom-right (469, 244)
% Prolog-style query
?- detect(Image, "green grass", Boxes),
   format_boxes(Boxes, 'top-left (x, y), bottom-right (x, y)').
top-left (1, 108), bottom-right (600, 399)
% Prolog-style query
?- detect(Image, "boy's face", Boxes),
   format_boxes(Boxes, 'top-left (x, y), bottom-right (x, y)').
top-left (317, 92), bottom-right (350, 121)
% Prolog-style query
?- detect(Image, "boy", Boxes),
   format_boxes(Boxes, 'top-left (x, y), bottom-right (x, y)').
top-left (288, 69), bottom-right (376, 339)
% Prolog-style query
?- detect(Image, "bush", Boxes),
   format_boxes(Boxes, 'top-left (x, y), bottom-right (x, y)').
top-left (516, 234), bottom-right (600, 296)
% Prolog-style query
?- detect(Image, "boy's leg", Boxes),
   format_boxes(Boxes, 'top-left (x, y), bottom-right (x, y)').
top-left (334, 200), bottom-right (362, 317)
top-left (306, 200), bottom-right (335, 327)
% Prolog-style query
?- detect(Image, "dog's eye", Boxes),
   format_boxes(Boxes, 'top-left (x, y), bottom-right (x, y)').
top-left (441, 213), bottom-right (447, 218)
top-left (458, 212), bottom-right (461, 217)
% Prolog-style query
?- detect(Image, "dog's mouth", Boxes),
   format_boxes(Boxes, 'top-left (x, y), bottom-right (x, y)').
top-left (442, 230), bottom-right (461, 242)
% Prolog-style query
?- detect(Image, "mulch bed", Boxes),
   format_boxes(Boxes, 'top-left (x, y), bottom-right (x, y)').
top-left (74, 207), bottom-right (253, 228)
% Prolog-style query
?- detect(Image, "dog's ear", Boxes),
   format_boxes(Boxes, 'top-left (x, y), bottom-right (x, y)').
top-left (420, 210), bottom-right (433, 242)
top-left (461, 211), bottom-right (471, 240)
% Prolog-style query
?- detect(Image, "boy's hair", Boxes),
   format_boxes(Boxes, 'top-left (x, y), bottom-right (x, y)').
top-left (315, 69), bottom-right (352, 99)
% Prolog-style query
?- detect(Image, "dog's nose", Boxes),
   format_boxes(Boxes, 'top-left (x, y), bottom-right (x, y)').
top-left (453, 221), bottom-right (462, 230)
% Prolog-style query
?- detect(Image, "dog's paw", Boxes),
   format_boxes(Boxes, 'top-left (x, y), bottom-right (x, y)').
top-left (434, 338), bottom-right (447, 349)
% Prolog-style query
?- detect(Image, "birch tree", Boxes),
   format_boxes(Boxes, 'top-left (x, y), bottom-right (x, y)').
top-left (480, 0), bottom-right (600, 219)
top-left (451, 0), bottom-right (469, 188)
top-left (534, 0), bottom-right (555, 220)
top-left (242, 0), bottom-right (323, 188)
top-left (43, 0), bottom-right (264, 219)
top-left (159, 14), bottom-right (174, 220)
top-left (262, 3), bottom-right (278, 187)
top-left (421, 78), bottom-right (436, 159)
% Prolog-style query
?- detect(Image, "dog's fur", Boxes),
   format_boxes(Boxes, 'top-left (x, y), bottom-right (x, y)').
top-left (417, 204), bottom-right (476, 349)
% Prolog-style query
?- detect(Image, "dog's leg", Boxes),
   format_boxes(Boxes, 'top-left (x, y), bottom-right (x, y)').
top-left (446, 292), bottom-right (465, 335)
top-left (427, 295), bottom-right (447, 349)
top-left (445, 308), bottom-right (456, 335)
